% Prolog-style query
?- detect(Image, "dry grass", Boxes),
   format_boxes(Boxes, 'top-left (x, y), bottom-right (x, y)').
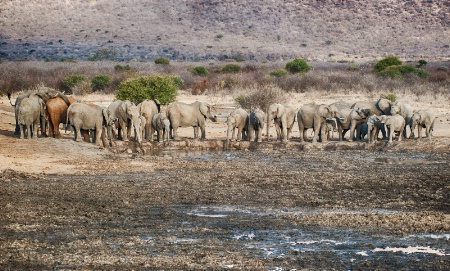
top-left (0, 1), bottom-right (448, 62)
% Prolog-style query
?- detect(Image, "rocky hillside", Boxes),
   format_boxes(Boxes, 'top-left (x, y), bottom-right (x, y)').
top-left (0, 0), bottom-right (449, 62)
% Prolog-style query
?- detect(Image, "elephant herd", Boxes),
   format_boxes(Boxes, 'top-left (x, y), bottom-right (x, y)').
top-left (226, 98), bottom-right (436, 144)
top-left (8, 88), bottom-right (436, 148)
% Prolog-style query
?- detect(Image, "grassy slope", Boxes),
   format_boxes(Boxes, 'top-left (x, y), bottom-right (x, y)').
top-left (0, 0), bottom-right (449, 62)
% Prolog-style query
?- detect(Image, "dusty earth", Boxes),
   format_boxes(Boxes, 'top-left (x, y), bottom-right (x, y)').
top-left (1, 92), bottom-right (450, 270)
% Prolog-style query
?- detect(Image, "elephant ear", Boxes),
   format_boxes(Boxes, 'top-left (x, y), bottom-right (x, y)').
top-left (276, 104), bottom-right (285, 119)
top-left (377, 98), bottom-right (392, 115)
top-left (318, 106), bottom-right (331, 118)
top-left (199, 103), bottom-right (211, 118)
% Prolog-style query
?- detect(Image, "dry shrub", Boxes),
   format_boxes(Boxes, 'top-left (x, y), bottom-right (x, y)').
top-left (191, 79), bottom-right (210, 95)
top-left (234, 84), bottom-right (287, 111)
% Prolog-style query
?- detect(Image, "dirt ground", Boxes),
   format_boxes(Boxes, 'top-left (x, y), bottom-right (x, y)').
top-left (1, 92), bottom-right (450, 270)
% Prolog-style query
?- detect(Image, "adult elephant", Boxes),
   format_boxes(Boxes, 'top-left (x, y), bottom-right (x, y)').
top-left (8, 87), bottom-right (70, 136)
top-left (108, 100), bottom-right (142, 147)
top-left (226, 108), bottom-right (249, 144)
top-left (297, 104), bottom-right (342, 143)
top-left (335, 108), bottom-right (371, 141)
top-left (350, 98), bottom-right (391, 116)
top-left (166, 101), bottom-right (217, 140)
top-left (247, 108), bottom-right (265, 142)
top-left (17, 94), bottom-right (46, 139)
top-left (46, 96), bottom-right (76, 138)
top-left (67, 103), bottom-right (113, 147)
top-left (410, 109), bottom-right (435, 139)
top-left (390, 101), bottom-right (413, 138)
top-left (266, 103), bottom-right (297, 142)
top-left (137, 99), bottom-right (160, 141)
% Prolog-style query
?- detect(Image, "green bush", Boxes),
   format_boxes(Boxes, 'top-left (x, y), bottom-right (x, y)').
top-left (62, 74), bottom-right (87, 92)
top-left (380, 92), bottom-right (397, 102)
top-left (114, 64), bottom-right (132, 72)
top-left (116, 75), bottom-right (179, 105)
top-left (270, 69), bottom-right (288, 77)
top-left (346, 65), bottom-right (360, 71)
top-left (91, 75), bottom-right (111, 91)
top-left (154, 58), bottom-right (170, 65)
top-left (190, 66), bottom-right (209, 76)
top-left (222, 64), bottom-right (241, 73)
top-left (285, 59), bottom-right (312, 74)
top-left (373, 56), bottom-right (402, 73)
top-left (378, 65), bottom-right (430, 79)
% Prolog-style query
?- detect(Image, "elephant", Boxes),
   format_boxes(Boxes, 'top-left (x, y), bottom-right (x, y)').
top-left (138, 115), bottom-right (147, 142)
top-left (137, 99), bottom-right (161, 140)
top-left (16, 94), bottom-right (46, 139)
top-left (247, 108), bottom-right (266, 142)
top-left (410, 109), bottom-right (435, 139)
top-left (336, 108), bottom-right (371, 142)
top-left (166, 101), bottom-right (217, 140)
top-left (8, 87), bottom-right (71, 136)
top-left (389, 101), bottom-right (413, 138)
top-left (46, 96), bottom-right (77, 138)
top-left (151, 112), bottom-right (170, 142)
top-left (366, 115), bottom-right (388, 143)
top-left (297, 104), bottom-right (342, 143)
top-left (350, 98), bottom-right (392, 139)
top-left (266, 103), bottom-right (297, 142)
top-left (108, 100), bottom-right (142, 147)
top-left (66, 102), bottom-right (113, 147)
top-left (384, 114), bottom-right (405, 143)
top-left (226, 108), bottom-right (249, 144)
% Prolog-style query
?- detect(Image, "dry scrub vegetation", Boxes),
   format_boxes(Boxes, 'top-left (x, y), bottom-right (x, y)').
top-left (1, 60), bottom-right (449, 110)
top-left (0, 0), bottom-right (448, 61)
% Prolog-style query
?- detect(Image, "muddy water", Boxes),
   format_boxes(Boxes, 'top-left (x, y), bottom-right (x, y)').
top-left (2, 147), bottom-right (450, 270)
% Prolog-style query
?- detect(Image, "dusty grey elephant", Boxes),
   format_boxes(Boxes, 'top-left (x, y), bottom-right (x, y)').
top-left (410, 109), bottom-right (435, 139)
top-left (297, 104), bottom-right (342, 143)
top-left (226, 108), bottom-right (249, 144)
top-left (351, 98), bottom-right (392, 138)
top-left (390, 101), bottom-right (413, 138)
top-left (166, 101), bottom-right (217, 140)
top-left (137, 99), bottom-right (161, 140)
top-left (366, 115), bottom-right (388, 143)
top-left (151, 112), bottom-right (170, 142)
top-left (247, 108), bottom-right (265, 142)
top-left (16, 94), bottom-right (46, 139)
top-left (8, 87), bottom-right (71, 137)
top-left (336, 108), bottom-right (371, 142)
top-left (266, 103), bottom-right (297, 142)
top-left (108, 100), bottom-right (142, 147)
top-left (384, 114), bottom-right (405, 143)
top-left (67, 102), bottom-right (113, 147)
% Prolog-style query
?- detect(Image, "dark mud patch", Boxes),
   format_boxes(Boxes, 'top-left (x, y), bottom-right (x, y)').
top-left (2, 146), bottom-right (450, 270)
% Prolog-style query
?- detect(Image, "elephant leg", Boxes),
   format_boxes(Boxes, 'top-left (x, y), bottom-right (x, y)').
top-left (75, 127), bottom-right (83, 142)
top-left (418, 126), bottom-right (422, 140)
top-left (200, 125), bottom-right (206, 140)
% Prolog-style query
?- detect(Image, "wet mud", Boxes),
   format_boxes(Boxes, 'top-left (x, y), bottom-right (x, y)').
top-left (1, 139), bottom-right (450, 270)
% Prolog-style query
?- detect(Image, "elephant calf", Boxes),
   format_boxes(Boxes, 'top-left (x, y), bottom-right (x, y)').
top-left (384, 115), bottom-right (405, 143)
top-left (226, 108), bottom-right (249, 144)
top-left (247, 108), bottom-right (265, 142)
top-left (151, 112), bottom-right (170, 142)
top-left (410, 109), bottom-right (435, 139)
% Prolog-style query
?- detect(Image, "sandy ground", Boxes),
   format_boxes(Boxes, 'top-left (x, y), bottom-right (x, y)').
top-left (1, 92), bottom-right (450, 270)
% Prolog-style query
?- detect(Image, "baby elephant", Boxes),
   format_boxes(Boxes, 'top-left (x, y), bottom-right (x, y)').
top-left (151, 112), bottom-right (170, 142)
top-left (384, 114), bottom-right (405, 143)
top-left (247, 108), bottom-right (266, 142)
top-left (226, 108), bottom-right (249, 144)
top-left (410, 109), bottom-right (435, 139)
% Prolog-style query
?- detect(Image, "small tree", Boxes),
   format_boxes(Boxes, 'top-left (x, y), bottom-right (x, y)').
top-left (222, 64), bottom-right (241, 73)
top-left (91, 75), bottom-right (111, 91)
top-left (190, 66), bottom-right (209, 76)
top-left (62, 74), bottom-right (87, 93)
top-left (373, 56), bottom-right (402, 73)
top-left (154, 58), bottom-right (170, 65)
top-left (116, 75), bottom-right (179, 105)
top-left (285, 59), bottom-right (312, 74)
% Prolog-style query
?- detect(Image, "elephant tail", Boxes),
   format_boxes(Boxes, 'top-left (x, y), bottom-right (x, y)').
top-left (7, 92), bottom-right (15, 107)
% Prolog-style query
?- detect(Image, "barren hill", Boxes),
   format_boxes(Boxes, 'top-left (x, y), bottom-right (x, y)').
top-left (0, 0), bottom-right (449, 62)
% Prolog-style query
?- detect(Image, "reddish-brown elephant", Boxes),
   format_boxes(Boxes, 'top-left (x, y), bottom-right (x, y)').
top-left (46, 96), bottom-right (76, 138)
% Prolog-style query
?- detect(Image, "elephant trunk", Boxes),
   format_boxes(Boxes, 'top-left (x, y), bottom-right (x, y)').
top-left (266, 115), bottom-right (271, 141)
top-left (7, 93), bottom-right (15, 107)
